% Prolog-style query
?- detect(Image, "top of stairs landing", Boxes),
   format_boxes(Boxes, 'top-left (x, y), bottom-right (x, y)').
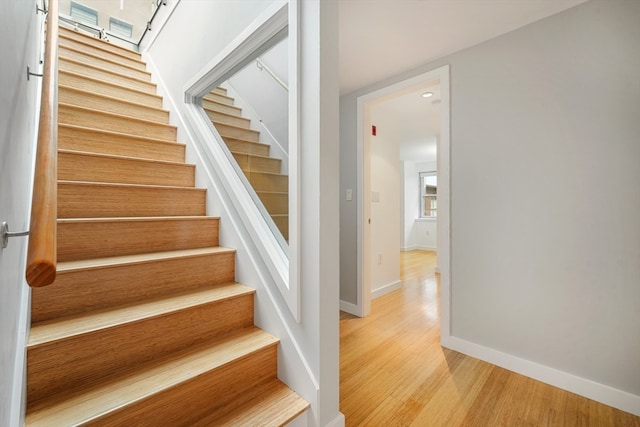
top-left (59, 25), bottom-right (141, 61)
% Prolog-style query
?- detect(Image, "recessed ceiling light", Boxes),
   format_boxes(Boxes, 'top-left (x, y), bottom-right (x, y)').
top-left (421, 92), bottom-right (434, 98)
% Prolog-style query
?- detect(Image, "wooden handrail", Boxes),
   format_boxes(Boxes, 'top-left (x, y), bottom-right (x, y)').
top-left (26, 0), bottom-right (58, 287)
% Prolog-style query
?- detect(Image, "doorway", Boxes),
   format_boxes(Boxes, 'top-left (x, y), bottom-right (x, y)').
top-left (353, 65), bottom-right (451, 338)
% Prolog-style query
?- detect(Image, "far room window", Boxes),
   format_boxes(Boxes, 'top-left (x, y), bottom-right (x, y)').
top-left (70, 1), bottom-right (98, 26)
top-left (109, 17), bottom-right (133, 39)
top-left (420, 171), bottom-right (437, 218)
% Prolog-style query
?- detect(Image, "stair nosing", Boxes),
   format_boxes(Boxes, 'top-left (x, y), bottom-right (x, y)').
top-left (58, 31), bottom-right (144, 64)
top-left (57, 216), bottom-right (220, 224)
top-left (58, 180), bottom-right (202, 191)
top-left (58, 85), bottom-right (170, 116)
top-left (59, 28), bottom-right (142, 61)
top-left (59, 55), bottom-right (154, 84)
top-left (213, 120), bottom-right (260, 135)
top-left (206, 108), bottom-right (250, 123)
top-left (26, 328), bottom-right (278, 424)
top-left (223, 136), bottom-right (270, 147)
top-left (28, 283), bottom-right (255, 347)
top-left (256, 190), bottom-right (288, 195)
top-left (59, 69), bottom-right (162, 101)
top-left (59, 102), bottom-right (176, 128)
top-left (59, 46), bottom-right (149, 74)
top-left (57, 247), bottom-right (236, 273)
top-left (58, 149), bottom-right (194, 168)
top-left (58, 123), bottom-right (184, 147)
top-left (203, 93), bottom-right (235, 103)
top-left (232, 151), bottom-right (281, 162)
top-left (202, 102), bottom-right (242, 114)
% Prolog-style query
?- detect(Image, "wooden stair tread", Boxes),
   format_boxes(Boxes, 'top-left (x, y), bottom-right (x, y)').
top-left (58, 44), bottom-right (146, 72)
top-left (224, 136), bottom-right (270, 147)
top-left (59, 70), bottom-right (162, 101)
top-left (59, 102), bottom-right (175, 127)
top-left (203, 101), bottom-right (241, 113)
top-left (59, 56), bottom-right (153, 83)
top-left (58, 215), bottom-right (218, 224)
top-left (58, 123), bottom-right (182, 146)
top-left (59, 85), bottom-right (169, 118)
top-left (59, 32), bottom-right (144, 63)
top-left (194, 379), bottom-right (309, 426)
top-left (58, 180), bottom-right (202, 191)
top-left (203, 92), bottom-right (235, 105)
top-left (205, 108), bottom-right (251, 126)
top-left (213, 120), bottom-right (260, 134)
top-left (59, 26), bottom-right (141, 60)
top-left (57, 246), bottom-right (234, 272)
top-left (58, 149), bottom-right (192, 168)
top-left (29, 282), bottom-right (253, 346)
top-left (231, 151), bottom-right (279, 162)
top-left (26, 328), bottom-right (278, 426)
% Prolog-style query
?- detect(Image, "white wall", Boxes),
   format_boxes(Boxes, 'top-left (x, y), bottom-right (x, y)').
top-left (340, 0), bottom-right (640, 413)
top-left (402, 160), bottom-right (437, 251)
top-left (144, 1), bottom-right (342, 425)
top-left (0, 0), bottom-right (43, 424)
top-left (369, 107), bottom-right (400, 297)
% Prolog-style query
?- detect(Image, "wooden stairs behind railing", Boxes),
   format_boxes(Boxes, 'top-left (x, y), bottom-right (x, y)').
top-left (25, 25), bottom-right (308, 426)
top-left (203, 90), bottom-right (289, 241)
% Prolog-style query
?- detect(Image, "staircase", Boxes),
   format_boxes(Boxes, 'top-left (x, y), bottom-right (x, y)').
top-left (203, 90), bottom-right (289, 241)
top-left (25, 26), bottom-right (308, 426)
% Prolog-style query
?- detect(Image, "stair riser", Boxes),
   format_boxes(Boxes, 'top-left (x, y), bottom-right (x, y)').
top-left (58, 151), bottom-right (194, 187)
top-left (59, 86), bottom-right (169, 123)
top-left (225, 138), bottom-right (270, 157)
top-left (203, 99), bottom-right (242, 116)
top-left (202, 99), bottom-right (242, 116)
top-left (60, 71), bottom-right (162, 108)
top-left (233, 153), bottom-right (281, 174)
top-left (257, 193), bottom-right (288, 215)
top-left (32, 251), bottom-right (235, 323)
top-left (27, 295), bottom-right (255, 403)
top-left (58, 125), bottom-right (185, 162)
top-left (60, 57), bottom-right (155, 92)
top-left (59, 105), bottom-right (176, 140)
top-left (57, 218), bottom-right (218, 262)
top-left (215, 122), bottom-right (260, 143)
top-left (248, 172), bottom-right (288, 193)
top-left (211, 87), bottom-right (227, 96)
top-left (60, 37), bottom-right (146, 70)
top-left (273, 216), bottom-right (288, 241)
top-left (58, 182), bottom-right (206, 218)
top-left (59, 27), bottom-right (142, 61)
top-left (59, 46), bottom-right (149, 79)
top-left (206, 110), bottom-right (251, 129)
top-left (203, 92), bottom-right (235, 106)
top-left (86, 345), bottom-right (277, 426)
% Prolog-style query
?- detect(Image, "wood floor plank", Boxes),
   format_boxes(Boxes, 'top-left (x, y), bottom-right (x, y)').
top-left (340, 250), bottom-right (640, 427)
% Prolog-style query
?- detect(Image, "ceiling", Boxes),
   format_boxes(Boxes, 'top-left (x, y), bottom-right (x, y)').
top-left (340, 0), bottom-right (588, 162)
top-left (339, 0), bottom-right (588, 95)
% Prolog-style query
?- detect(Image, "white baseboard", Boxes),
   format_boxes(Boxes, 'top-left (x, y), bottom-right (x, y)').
top-left (285, 410), bottom-right (308, 427)
top-left (371, 280), bottom-right (401, 300)
top-left (339, 300), bottom-right (361, 317)
top-left (401, 245), bottom-right (437, 252)
top-left (325, 412), bottom-right (345, 427)
top-left (441, 335), bottom-right (640, 417)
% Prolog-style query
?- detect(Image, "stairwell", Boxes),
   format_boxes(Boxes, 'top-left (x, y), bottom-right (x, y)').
top-left (25, 26), bottom-right (308, 426)
top-left (203, 90), bottom-right (289, 241)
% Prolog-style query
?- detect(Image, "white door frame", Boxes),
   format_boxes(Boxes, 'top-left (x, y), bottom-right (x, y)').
top-left (355, 65), bottom-right (451, 337)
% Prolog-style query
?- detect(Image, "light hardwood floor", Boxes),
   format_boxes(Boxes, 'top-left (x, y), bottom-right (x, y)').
top-left (340, 250), bottom-right (640, 426)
